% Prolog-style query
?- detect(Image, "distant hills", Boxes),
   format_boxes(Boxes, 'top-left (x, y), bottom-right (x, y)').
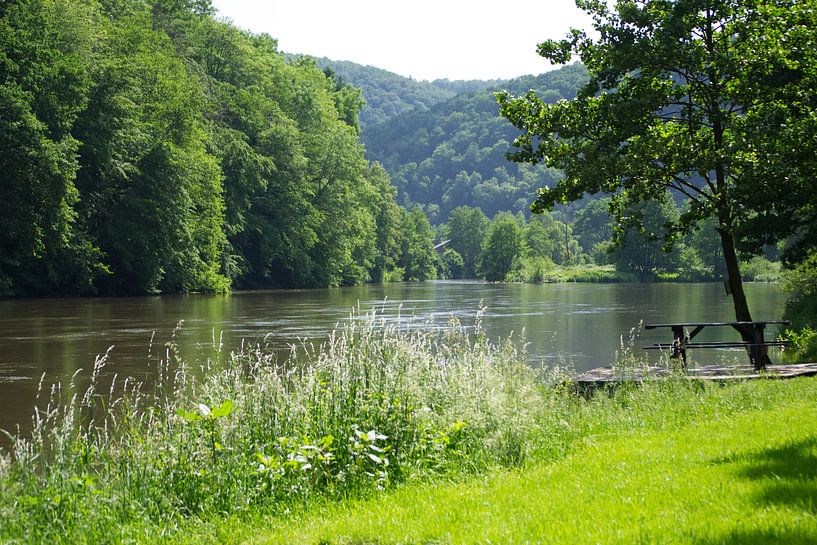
top-left (317, 59), bottom-right (588, 222)
top-left (314, 58), bottom-right (502, 131)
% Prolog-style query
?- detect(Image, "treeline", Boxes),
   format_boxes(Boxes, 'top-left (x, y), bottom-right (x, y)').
top-left (439, 199), bottom-right (781, 283)
top-left (0, 0), bottom-right (437, 296)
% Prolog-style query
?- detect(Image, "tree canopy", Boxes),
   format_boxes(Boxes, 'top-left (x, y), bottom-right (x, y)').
top-left (497, 0), bottom-right (817, 352)
top-left (0, 0), bottom-right (437, 296)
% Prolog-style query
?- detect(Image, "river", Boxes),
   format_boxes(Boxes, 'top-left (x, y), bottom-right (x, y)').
top-left (0, 281), bottom-right (787, 437)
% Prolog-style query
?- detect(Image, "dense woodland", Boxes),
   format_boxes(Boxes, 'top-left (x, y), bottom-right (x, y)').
top-left (314, 58), bottom-right (500, 132)
top-left (0, 0), bottom-right (439, 296)
top-left (359, 65), bottom-right (588, 221)
top-left (318, 60), bottom-right (782, 284)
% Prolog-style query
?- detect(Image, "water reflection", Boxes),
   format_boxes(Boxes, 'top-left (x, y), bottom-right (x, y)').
top-left (0, 281), bottom-right (786, 436)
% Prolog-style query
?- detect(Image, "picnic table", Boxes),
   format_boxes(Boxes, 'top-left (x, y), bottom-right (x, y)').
top-left (644, 321), bottom-right (791, 371)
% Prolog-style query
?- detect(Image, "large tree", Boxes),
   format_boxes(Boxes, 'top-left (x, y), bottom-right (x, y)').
top-left (497, 0), bottom-right (817, 358)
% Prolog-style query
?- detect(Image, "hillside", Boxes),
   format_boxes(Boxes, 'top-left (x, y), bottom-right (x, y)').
top-left (359, 63), bottom-right (588, 222)
top-left (315, 58), bottom-right (494, 131)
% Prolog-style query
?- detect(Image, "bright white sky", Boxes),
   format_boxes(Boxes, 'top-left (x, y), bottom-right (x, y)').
top-left (210, 1), bottom-right (592, 81)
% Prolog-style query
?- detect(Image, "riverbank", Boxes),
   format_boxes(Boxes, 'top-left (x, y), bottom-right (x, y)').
top-left (1, 311), bottom-right (814, 544)
top-left (509, 260), bottom-right (782, 284)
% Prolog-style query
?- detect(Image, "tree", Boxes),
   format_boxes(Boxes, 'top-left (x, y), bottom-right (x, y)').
top-left (479, 213), bottom-right (524, 281)
top-left (397, 207), bottom-right (437, 281)
top-left (440, 248), bottom-right (465, 279)
top-left (728, 2), bottom-right (817, 266)
top-left (445, 206), bottom-right (489, 278)
top-left (0, 0), bottom-right (100, 295)
top-left (524, 212), bottom-right (581, 265)
top-left (573, 198), bottom-right (613, 254)
top-left (497, 0), bottom-right (817, 362)
top-left (74, 8), bottom-right (227, 294)
top-left (613, 194), bottom-right (683, 276)
top-left (365, 163), bottom-right (403, 283)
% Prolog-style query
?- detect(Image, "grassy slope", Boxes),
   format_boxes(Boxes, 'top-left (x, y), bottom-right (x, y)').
top-left (253, 393), bottom-right (817, 545)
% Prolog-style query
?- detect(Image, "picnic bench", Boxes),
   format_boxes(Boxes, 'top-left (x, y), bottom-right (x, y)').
top-left (644, 321), bottom-right (791, 371)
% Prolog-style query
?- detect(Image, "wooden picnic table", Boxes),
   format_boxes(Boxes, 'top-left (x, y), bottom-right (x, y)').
top-left (644, 321), bottom-right (791, 371)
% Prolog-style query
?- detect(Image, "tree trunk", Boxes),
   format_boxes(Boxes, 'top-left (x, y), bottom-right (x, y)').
top-left (719, 227), bottom-right (752, 323)
top-left (719, 227), bottom-right (771, 369)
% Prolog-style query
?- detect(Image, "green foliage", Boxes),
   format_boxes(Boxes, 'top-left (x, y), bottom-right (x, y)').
top-left (525, 212), bottom-right (581, 265)
top-left (479, 213), bottom-right (525, 281)
top-left (0, 0), bottom-right (99, 295)
top-left (612, 194), bottom-right (683, 277)
top-left (572, 197), bottom-right (613, 254)
top-left (739, 256), bottom-right (781, 283)
top-left (363, 65), bottom-right (588, 220)
top-left (498, 0), bottom-right (817, 322)
top-left (779, 327), bottom-right (817, 363)
top-left (439, 248), bottom-right (465, 280)
top-left (0, 1), bottom-right (437, 295)
top-left (506, 256), bottom-right (555, 283)
top-left (397, 207), bottom-right (438, 281)
top-left (783, 250), bottom-right (817, 330)
top-left (315, 59), bottom-right (464, 131)
top-left (443, 206), bottom-right (489, 278)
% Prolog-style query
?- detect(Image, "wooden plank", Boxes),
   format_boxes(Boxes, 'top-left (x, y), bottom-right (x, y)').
top-left (645, 341), bottom-right (791, 349)
top-left (573, 362), bottom-right (817, 388)
top-left (645, 321), bottom-right (790, 329)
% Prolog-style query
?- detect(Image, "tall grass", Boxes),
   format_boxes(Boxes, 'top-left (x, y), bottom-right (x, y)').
top-left (0, 308), bottom-right (552, 543)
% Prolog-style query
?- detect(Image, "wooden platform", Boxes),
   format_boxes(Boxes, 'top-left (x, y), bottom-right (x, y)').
top-left (574, 362), bottom-right (817, 388)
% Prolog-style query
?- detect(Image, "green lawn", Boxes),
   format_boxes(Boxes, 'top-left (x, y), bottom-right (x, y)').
top-left (252, 400), bottom-right (817, 545)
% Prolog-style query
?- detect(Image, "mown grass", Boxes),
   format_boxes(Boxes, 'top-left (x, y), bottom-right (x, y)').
top-left (0, 309), bottom-right (814, 544)
top-left (256, 398), bottom-right (817, 545)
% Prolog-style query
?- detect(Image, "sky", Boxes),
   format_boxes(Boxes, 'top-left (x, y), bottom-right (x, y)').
top-left (210, 1), bottom-right (592, 81)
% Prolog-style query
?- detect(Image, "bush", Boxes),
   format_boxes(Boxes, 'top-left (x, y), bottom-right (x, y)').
top-left (507, 256), bottom-right (556, 283)
top-left (740, 256), bottom-right (782, 282)
top-left (781, 251), bottom-right (817, 361)
top-left (782, 251), bottom-right (817, 327)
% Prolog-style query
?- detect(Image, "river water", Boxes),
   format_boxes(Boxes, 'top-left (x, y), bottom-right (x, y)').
top-left (0, 281), bottom-right (787, 437)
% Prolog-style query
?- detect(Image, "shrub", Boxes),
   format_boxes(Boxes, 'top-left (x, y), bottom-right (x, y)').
top-left (740, 256), bottom-right (782, 282)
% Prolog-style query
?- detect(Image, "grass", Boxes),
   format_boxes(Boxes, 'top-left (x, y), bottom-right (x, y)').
top-left (510, 263), bottom-right (638, 283)
top-left (257, 400), bottom-right (817, 545)
top-left (542, 264), bottom-right (639, 283)
top-left (0, 309), bottom-right (815, 544)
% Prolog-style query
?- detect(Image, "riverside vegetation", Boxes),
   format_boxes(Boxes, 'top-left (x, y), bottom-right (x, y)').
top-left (1, 309), bottom-right (815, 544)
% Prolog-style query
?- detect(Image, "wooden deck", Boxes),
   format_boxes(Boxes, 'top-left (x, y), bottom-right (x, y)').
top-left (574, 362), bottom-right (817, 388)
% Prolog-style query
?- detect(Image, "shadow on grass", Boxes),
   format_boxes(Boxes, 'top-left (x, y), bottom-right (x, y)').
top-left (694, 437), bottom-right (817, 545)
top-left (693, 527), bottom-right (817, 545)
top-left (726, 437), bottom-right (817, 512)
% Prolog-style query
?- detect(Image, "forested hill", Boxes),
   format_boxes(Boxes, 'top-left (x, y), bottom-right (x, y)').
top-left (314, 58), bottom-right (501, 131)
top-left (357, 64), bottom-right (588, 222)
top-left (0, 0), bottom-right (438, 297)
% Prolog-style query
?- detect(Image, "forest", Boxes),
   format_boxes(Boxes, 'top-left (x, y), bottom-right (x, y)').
top-left (3, 0), bottom-right (816, 315)
top-left (359, 65), bottom-right (588, 222)
top-left (0, 0), bottom-right (438, 296)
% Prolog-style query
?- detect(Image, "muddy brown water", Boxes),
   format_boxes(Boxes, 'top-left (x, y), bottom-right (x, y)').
top-left (0, 281), bottom-right (786, 441)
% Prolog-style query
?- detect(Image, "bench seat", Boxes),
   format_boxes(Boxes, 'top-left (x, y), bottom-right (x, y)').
top-left (644, 340), bottom-right (792, 350)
